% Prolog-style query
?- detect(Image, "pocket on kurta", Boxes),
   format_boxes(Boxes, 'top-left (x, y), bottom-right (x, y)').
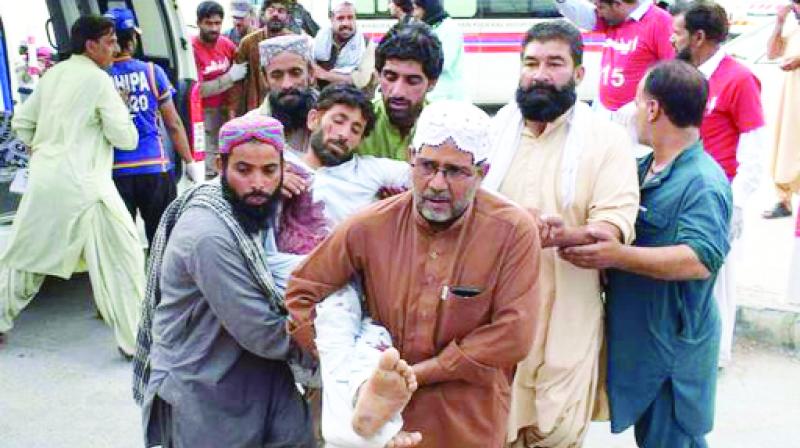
top-left (435, 290), bottom-right (492, 346)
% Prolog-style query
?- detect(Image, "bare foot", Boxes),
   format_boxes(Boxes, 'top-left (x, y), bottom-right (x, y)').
top-left (386, 431), bottom-right (422, 447)
top-left (352, 347), bottom-right (417, 438)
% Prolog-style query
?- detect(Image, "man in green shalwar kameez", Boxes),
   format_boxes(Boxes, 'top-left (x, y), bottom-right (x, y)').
top-left (0, 16), bottom-right (144, 356)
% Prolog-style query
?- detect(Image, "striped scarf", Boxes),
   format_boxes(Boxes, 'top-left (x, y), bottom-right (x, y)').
top-left (131, 182), bottom-right (288, 404)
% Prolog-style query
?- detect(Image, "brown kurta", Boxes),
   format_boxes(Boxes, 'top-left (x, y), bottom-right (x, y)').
top-left (227, 28), bottom-right (294, 117)
top-left (286, 190), bottom-right (542, 448)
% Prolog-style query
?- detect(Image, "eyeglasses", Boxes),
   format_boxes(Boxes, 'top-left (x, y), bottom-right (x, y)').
top-left (411, 159), bottom-right (476, 181)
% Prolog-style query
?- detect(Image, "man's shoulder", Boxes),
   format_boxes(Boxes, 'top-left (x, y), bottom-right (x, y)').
top-left (171, 206), bottom-right (235, 247)
top-left (337, 192), bottom-right (411, 235)
top-left (474, 189), bottom-right (537, 234)
top-left (240, 29), bottom-right (266, 48)
top-left (716, 56), bottom-right (759, 86)
top-left (643, 3), bottom-right (673, 24)
top-left (679, 146), bottom-right (731, 193)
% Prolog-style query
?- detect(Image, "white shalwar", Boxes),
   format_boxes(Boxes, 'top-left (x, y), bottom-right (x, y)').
top-left (268, 152), bottom-right (409, 447)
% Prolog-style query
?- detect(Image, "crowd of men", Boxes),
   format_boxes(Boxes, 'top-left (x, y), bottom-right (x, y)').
top-left (1, 0), bottom-right (799, 447)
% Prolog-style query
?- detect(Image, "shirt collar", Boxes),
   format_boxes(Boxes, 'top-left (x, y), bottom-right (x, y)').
top-left (639, 140), bottom-right (703, 189)
top-left (629, 0), bottom-right (653, 22)
top-left (697, 48), bottom-right (726, 79)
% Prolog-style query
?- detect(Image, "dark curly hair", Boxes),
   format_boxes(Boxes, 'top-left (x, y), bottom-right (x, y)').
top-left (314, 84), bottom-right (377, 138)
top-left (376, 21), bottom-right (443, 81)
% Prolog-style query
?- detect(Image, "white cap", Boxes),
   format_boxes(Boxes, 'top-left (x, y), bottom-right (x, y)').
top-left (259, 35), bottom-right (313, 68)
top-left (230, 0), bottom-right (252, 18)
top-left (411, 100), bottom-right (492, 164)
top-left (330, 0), bottom-right (356, 12)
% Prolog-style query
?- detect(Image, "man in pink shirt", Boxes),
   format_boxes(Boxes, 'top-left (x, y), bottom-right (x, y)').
top-left (556, 0), bottom-right (675, 125)
top-left (671, 1), bottom-right (766, 368)
top-left (191, 1), bottom-right (248, 177)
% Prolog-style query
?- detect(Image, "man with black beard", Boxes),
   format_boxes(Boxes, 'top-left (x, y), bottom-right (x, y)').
top-left (134, 114), bottom-right (316, 447)
top-left (228, 0), bottom-right (298, 116)
top-left (484, 21), bottom-right (640, 448)
top-left (250, 35), bottom-right (317, 154)
top-left (264, 84), bottom-right (414, 447)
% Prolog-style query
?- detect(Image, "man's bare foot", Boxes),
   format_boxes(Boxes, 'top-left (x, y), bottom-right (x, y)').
top-left (386, 431), bottom-right (422, 448)
top-left (352, 348), bottom-right (417, 438)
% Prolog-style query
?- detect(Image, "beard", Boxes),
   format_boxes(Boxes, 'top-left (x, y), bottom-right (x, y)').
top-left (309, 129), bottom-right (353, 167)
top-left (515, 79), bottom-right (578, 123)
top-left (383, 96), bottom-right (424, 130)
top-left (267, 18), bottom-right (285, 33)
top-left (199, 29), bottom-right (219, 44)
top-left (221, 174), bottom-right (280, 234)
top-left (676, 46), bottom-right (692, 62)
top-left (269, 88), bottom-right (315, 132)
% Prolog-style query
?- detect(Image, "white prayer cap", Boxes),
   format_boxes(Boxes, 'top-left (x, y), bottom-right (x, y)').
top-left (259, 35), bottom-right (312, 68)
top-left (330, 0), bottom-right (356, 12)
top-left (411, 100), bottom-right (492, 165)
top-left (230, 0), bottom-right (252, 18)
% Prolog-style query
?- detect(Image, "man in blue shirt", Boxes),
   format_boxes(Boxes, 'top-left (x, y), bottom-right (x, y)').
top-left (559, 60), bottom-right (732, 447)
top-left (106, 8), bottom-right (200, 244)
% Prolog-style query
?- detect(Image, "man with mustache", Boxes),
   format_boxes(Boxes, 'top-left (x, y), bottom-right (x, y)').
top-left (287, 100), bottom-right (542, 447)
top-left (265, 84), bottom-right (419, 447)
top-left (670, 1), bottom-right (766, 368)
top-left (560, 60), bottom-right (732, 448)
top-left (313, 0), bottom-right (377, 94)
top-left (357, 21), bottom-right (442, 161)
top-left (485, 21), bottom-right (639, 448)
top-left (192, 1), bottom-right (247, 177)
top-left (249, 35), bottom-right (317, 154)
top-left (228, 0), bottom-right (297, 117)
top-left (224, 0), bottom-right (256, 46)
top-left (136, 115), bottom-right (316, 447)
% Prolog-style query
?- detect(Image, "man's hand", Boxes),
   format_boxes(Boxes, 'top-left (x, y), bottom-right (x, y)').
top-left (777, 4), bottom-right (792, 25)
top-left (780, 55), bottom-right (800, 71)
top-left (378, 185), bottom-right (407, 199)
top-left (227, 62), bottom-right (248, 82)
top-left (558, 227), bottom-right (623, 270)
top-left (117, 86), bottom-right (131, 106)
top-left (281, 167), bottom-right (309, 198)
top-left (539, 214), bottom-right (566, 248)
top-left (386, 431), bottom-right (422, 448)
top-left (185, 160), bottom-right (206, 183)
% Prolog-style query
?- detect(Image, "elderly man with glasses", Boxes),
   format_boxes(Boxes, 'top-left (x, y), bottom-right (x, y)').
top-left (286, 100), bottom-right (542, 448)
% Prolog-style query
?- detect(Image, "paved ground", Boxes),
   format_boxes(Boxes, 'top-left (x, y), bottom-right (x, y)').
top-left (1, 275), bottom-right (799, 448)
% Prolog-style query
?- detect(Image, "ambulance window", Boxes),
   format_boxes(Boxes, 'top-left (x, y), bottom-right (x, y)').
top-left (479, 0), bottom-right (561, 18)
top-left (120, 0), bottom-right (172, 61)
top-left (354, 0), bottom-right (381, 15)
top-left (444, 0), bottom-right (478, 18)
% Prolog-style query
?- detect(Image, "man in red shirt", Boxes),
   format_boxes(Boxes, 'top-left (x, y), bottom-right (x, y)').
top-left (192, 1), bottom-right (248, 177)
top-left (556, 0), bottom-right (674, 127)
top-left (671, 1), bottom-right (766, 367)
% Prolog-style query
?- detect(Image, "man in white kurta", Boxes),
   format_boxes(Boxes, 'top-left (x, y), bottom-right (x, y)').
top-left (484, 22), bottom-right (639, 448)
top-left (263, 84), bottom-right (411, 447)
top-left (0, 16), bottom-right (143, 355)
